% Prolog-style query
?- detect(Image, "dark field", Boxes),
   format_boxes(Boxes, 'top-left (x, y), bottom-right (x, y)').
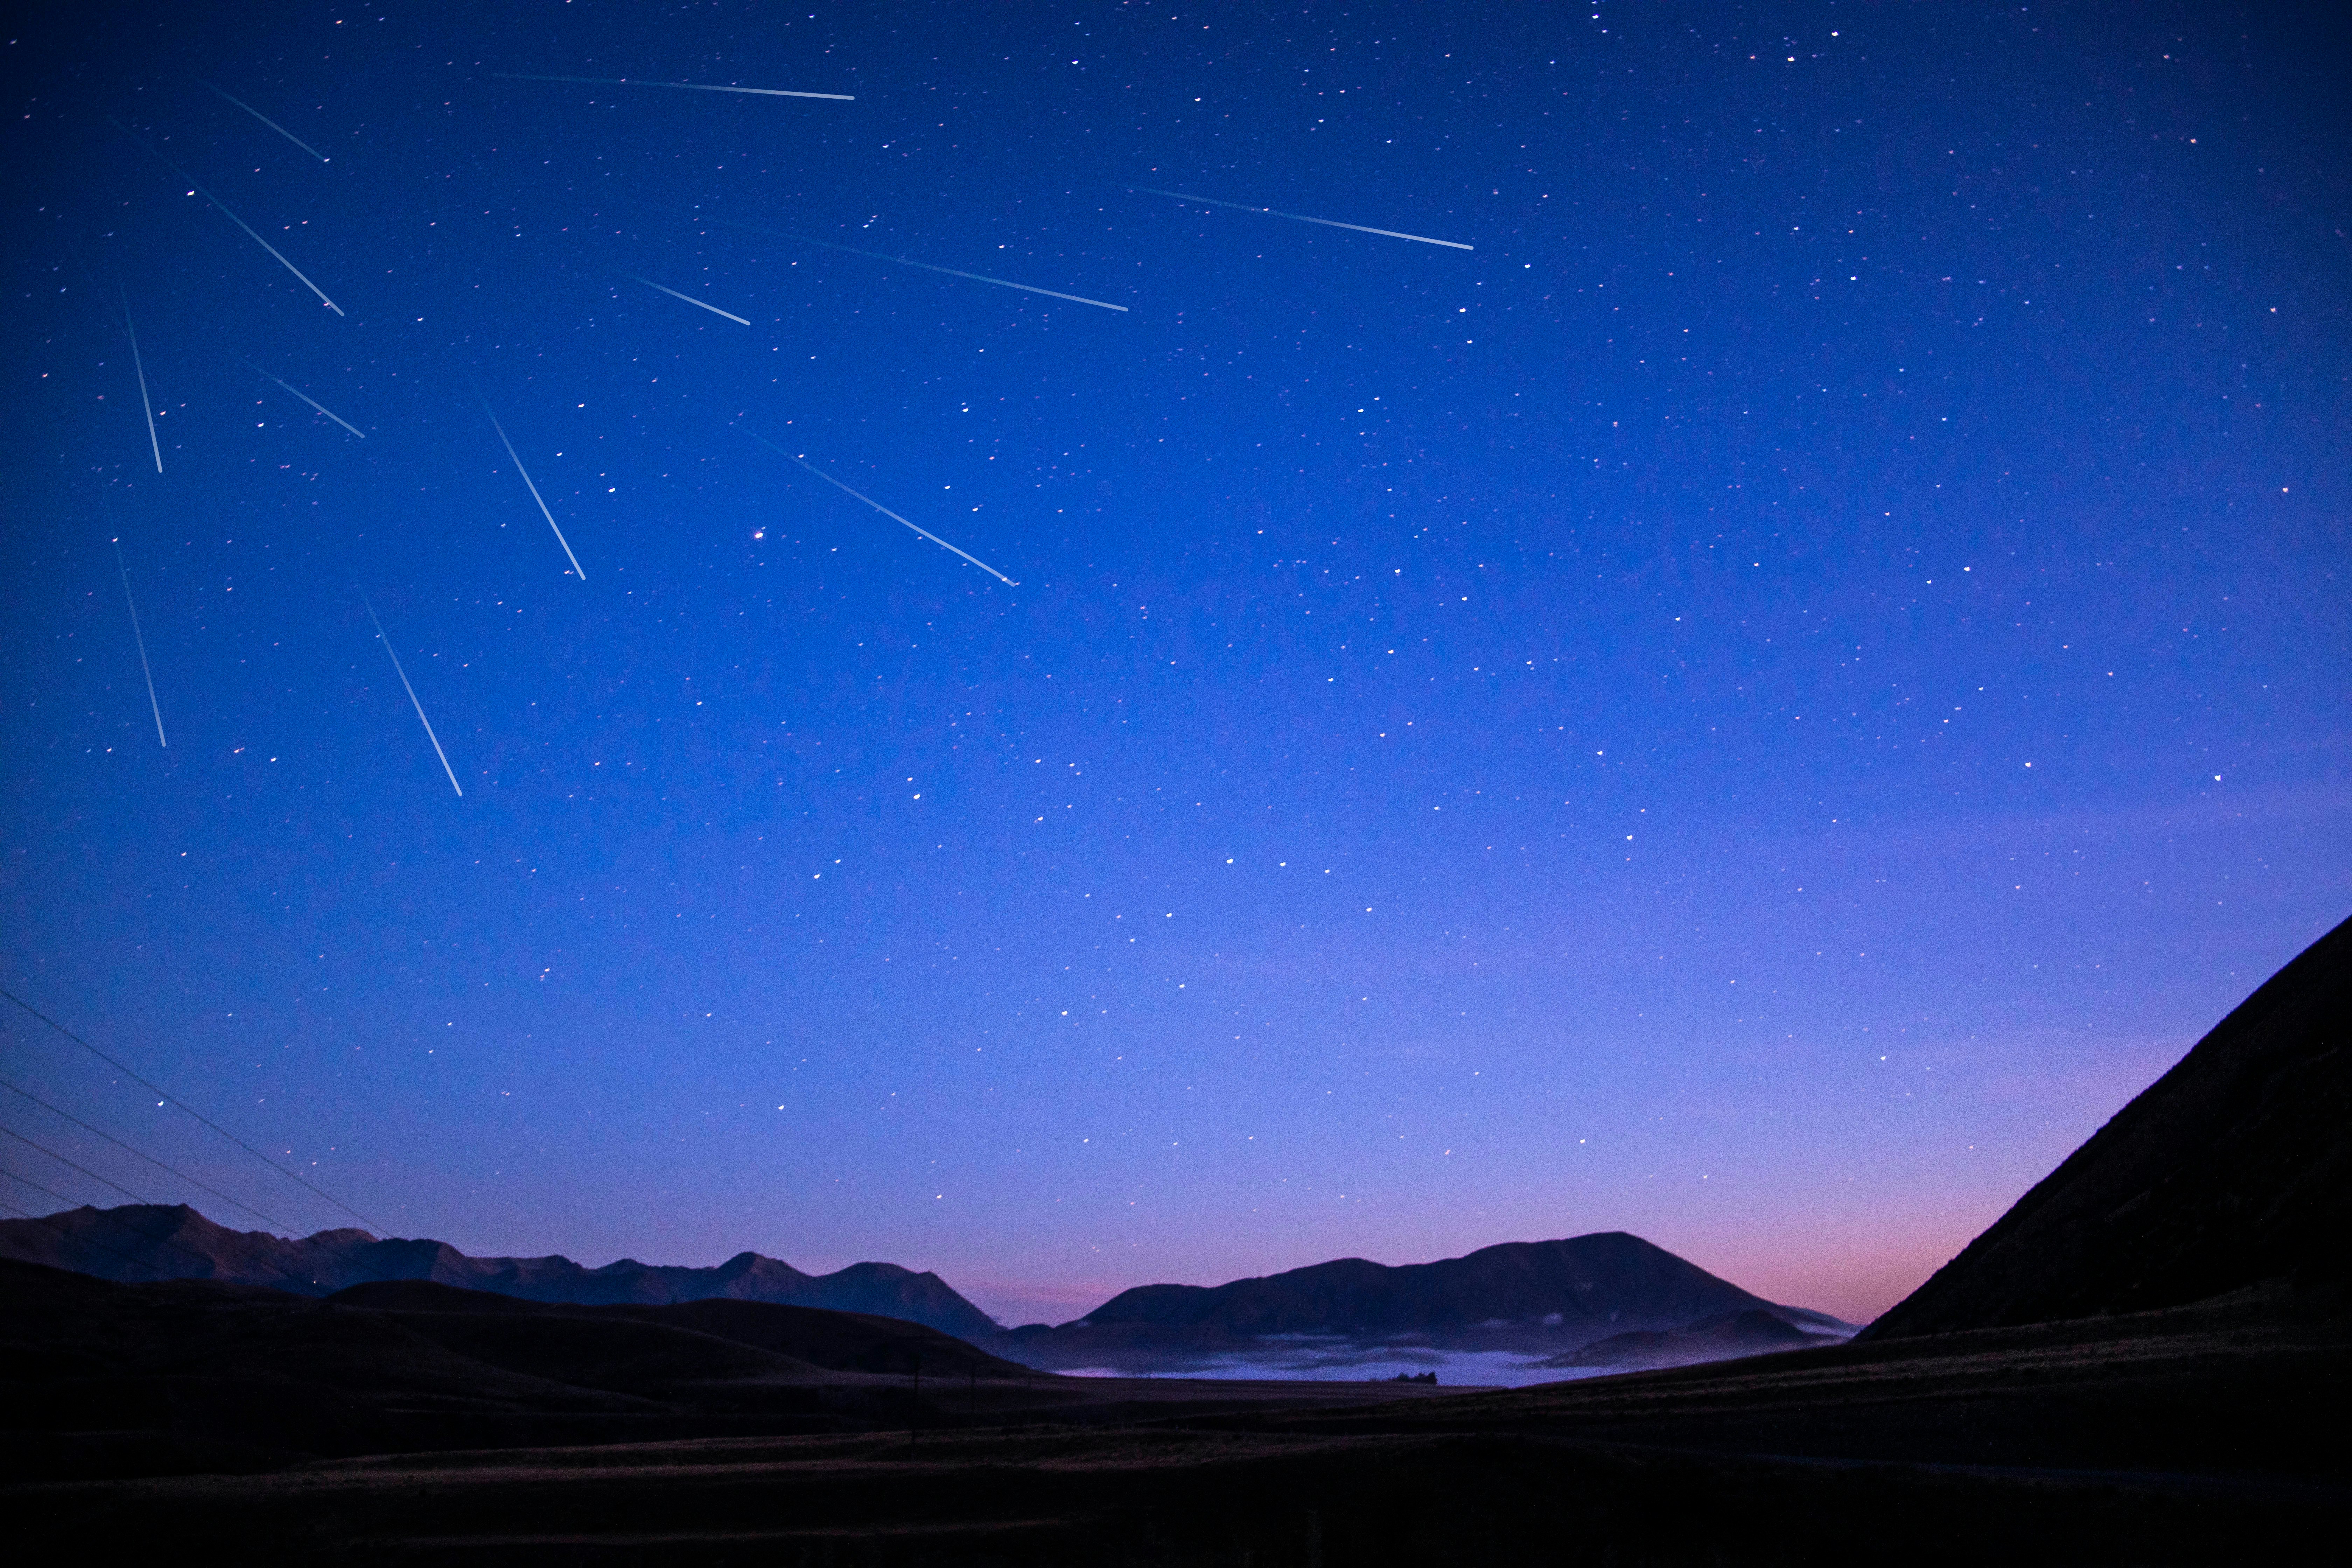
top-left (15, 1402), bottom-right (2343, 1566)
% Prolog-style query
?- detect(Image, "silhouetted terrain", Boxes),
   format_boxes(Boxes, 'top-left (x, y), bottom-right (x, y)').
top-left (8, 1270), bottom-right (2341, 1563)
top-left (7, 1203), bottom-right (1853, 1375)
top-left (1870, 913), bottom-right (2352, 1336)
top-left (0, 1202), bottom-right (1000, 1337)
top-left (996, 1231), bottom-right (1848, 1369)
top-left (8, 924), bottom-right (2345, 1562)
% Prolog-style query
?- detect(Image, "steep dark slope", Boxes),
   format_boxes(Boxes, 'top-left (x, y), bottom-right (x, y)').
top-left (1870, 914), bottom-right (2352, 1338)
top-left (0, 1203), bottom-right (1000, 1339)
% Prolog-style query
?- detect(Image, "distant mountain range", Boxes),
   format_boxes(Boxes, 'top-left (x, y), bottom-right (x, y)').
top-left (0, 1204), bottom-right (1002, 1341)
top-left (997, 1232), bottom-right (1849, 1368)
top-left (4, 1204), bottom-right (1848, 1374)
top-left (1869, 912), bottom-right (2352, 1338)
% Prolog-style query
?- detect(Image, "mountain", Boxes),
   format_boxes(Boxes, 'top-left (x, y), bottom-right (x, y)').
top-left (1868, 914), bottom-right (2352, 1338)
top-left (0, 1203), bottom-right (1002, 1340)
top-left (1071, 1232), bottom-right (1842, 1337)
top-left (998, 1232), bottom-right (1847, 1366)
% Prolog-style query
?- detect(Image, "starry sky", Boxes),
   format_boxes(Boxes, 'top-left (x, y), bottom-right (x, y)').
top-left (2, 2), bottom-right (2344, 1328)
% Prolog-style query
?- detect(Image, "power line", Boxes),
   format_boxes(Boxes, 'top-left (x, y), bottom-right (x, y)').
top-left (0, 1080), bottom-right (408, 1289)
top-left (0, 1124), bottom-right (146, 1205)
top-left (0, 985), bottom-right (390, 1232)
top-left (5, 1167), bottom-right (123, 1214)
top-left (0, 1076), bottom-right (295, 1232)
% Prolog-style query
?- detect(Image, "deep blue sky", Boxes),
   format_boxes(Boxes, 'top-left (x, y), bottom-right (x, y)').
top-left (3, 2), bottom-right (2344, 1325)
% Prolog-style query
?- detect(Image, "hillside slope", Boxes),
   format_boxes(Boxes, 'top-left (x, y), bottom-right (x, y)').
top-left (1869, 914), bottom-right (2352, 1338)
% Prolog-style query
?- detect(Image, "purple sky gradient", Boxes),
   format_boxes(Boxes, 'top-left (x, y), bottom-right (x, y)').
top-left (3, 1), bottom-right (2345, 1329)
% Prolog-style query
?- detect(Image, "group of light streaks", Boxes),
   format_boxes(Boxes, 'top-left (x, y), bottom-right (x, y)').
top-left (99, 70), bottom-right (1470, 799)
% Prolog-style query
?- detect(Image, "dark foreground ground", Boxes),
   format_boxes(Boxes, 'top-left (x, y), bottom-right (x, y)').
top-left (8, 1256), bottom-right (2345, 1565)
top-left (21, 1420), bottom-right (2346, 1567)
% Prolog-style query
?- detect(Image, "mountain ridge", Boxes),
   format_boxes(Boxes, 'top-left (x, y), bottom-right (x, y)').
top-left (0, 1203), bottom-right (1002, 1340)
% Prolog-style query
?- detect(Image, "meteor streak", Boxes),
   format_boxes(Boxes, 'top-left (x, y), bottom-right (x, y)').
top-left (617, 271), bottom-right (750, 325)
top-left (1128, 184), bottom-right (1473, 250)
top-left (356, 587), bottom-right (462, 797)
top-left (108, 529), bottom-right (167, 748)
top-left (198, 80), bottom-right (329, 162)
top-left (112, 120), bottom-right (345, 313)
top-left (475, 392), bottom-right (587, 580)
top-left (242, 358), bottom-right (364, 438)
top-left (122, 292), bottom-right (162, 472)
top-left (747, 432), bottom-right (1018, 587)
top-left (491, 72), bottom-right (852, 101)
top-left (718, 221), bottom-right (1127, 312)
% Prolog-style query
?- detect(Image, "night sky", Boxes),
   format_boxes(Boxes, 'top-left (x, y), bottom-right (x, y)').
top-left (3, 2), bottom-right (2344, 1328)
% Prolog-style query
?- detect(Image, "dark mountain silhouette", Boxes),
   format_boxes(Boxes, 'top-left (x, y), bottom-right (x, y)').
top-left (1071, 1232), bottom-right (1842, 1337)
top-left (1869, 914), bottom-right (2352, 1338)
top-left (1540, 1308), bottom-right (1823, 1371)
top-left (0, 1203), bottom-right (1001, 1340)
top-left (998, 1232), bottom-right (1846, 1366)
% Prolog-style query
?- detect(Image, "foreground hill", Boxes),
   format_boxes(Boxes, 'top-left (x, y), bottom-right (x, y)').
top-left (0, 1202), bottom-right (1000, 1339)
top-left (0, 1257), bottom-right (1004, 1477)
top-left (0, 1259), bottom-right (1443, 1484)
top-left (1869, 913), bottom-right (2352, 1337)
top-left (997, 1232), bottom-right (1848, 1368)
